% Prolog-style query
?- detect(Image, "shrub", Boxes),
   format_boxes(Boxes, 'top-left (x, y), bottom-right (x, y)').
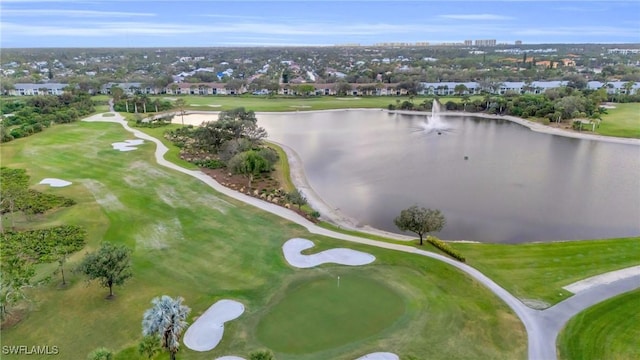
top-left (193, 159), bottom-right (225, 169)
top-left (426, 236), bottom-right (465, 262)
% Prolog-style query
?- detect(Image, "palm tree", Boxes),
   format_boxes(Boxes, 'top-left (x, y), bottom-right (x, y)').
top-left (623, 81), bottom-right (636, 96)
top-left (142, 295), bottom-right (191, 360)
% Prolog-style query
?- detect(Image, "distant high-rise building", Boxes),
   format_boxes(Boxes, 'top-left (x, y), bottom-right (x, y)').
top-left (474, 39), bottom-right (497, 47)
top-left (464, 40), bottom-right (472, 46)
top-left (515, 40), bottom-right (523, 45)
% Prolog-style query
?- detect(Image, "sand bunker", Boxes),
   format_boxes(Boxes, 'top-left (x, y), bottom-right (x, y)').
top-left (163, 97), bottom-right (177, 101)
top-left (336, 97), bottom-right (361, 100)
top-left (208, 104), bottom-right (222, 107)
top-left (216, 357), bottom-right (246, 360)
top-left (39, 178), bottom-right (72, 187)
top-left (356, 353), bottom-right (399, 360)
top-left (282, 238), bottom-right (375, 268)
top-left (563, 265), bottom-right (640, 294)
top-left (183, 299), bottom-right (245, 352)
top-left (112, 139), bottom-right (144, 152)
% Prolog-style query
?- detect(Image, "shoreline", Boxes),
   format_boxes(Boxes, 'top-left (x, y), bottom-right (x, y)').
top-left (172, 108), bottom-right (640, 146)
top-left (171, 108), bottom-right (638, 241)
top-left (268, 140), bottom-right (416, 241)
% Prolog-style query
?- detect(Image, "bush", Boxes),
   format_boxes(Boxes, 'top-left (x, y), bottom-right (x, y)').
top-left (426, 236), bottom-right (465, 262)
top-left (193, 159), bottom-right (225, 169)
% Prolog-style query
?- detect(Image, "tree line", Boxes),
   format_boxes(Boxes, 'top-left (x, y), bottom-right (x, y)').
top-left (0, 91), bottom-right (94, 142)
top-left (388, 85), bottom-right (632, 125)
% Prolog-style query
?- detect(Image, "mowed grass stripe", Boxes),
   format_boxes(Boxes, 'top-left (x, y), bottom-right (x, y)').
top-left (557, 289), bottom-right (640, 360)
top-left (451, 238), bottom-right (640, 305)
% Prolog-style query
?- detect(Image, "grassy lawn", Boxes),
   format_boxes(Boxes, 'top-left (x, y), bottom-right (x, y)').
top-left (450, 238), bottom-right (640, 306)
top-left (557, 289), bottom-right (640, 360)
top-left (256, 274), bottom-right (405, 354)
top-left (597, 103), bottom-right (640, 138)
top-left (151, 94), bottom-right (469, 112)
top-left (1, 121), bottom-right (526, 360)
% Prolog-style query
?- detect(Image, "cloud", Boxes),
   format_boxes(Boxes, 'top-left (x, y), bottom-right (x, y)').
top-left (2, 9), bottom-right (155, 17)
top-left (439, 14), bottom-right (514, 20)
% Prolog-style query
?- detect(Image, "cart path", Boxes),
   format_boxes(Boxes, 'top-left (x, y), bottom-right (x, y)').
top-left (83, 111), bottom-right (640, 360)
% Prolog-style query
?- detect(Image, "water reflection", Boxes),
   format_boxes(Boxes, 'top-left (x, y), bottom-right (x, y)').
top-left (256, 111), bottom-right (640, 243)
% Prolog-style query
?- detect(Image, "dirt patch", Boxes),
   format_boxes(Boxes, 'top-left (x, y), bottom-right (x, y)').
top-left (200, 167), bottom-right (316, 222)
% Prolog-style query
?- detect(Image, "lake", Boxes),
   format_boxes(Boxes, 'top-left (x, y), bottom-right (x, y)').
top-left (256, 110), bottom-right (640, 243)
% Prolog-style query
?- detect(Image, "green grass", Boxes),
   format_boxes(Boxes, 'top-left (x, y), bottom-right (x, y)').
top-left (557, 289), bottom-right (640, 360)
top-left (256, 274), bottom-right (405, 354)
top-left (265, 141), bottom-right (294, 192)
top-left (1, 121), bottom-right (526, 360)
top-left (152, 95), bottom-right (470, 112)
top-left (129, 122), bottom-right (198, 170)
top-left (266, 144), bottom-right (640, 306)
top-left (450, 238), bottom-right (640, 306)
top-left (597, 103), bottom-right (640, 138)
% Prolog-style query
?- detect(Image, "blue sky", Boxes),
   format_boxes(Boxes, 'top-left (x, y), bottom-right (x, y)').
top-left (1, 0), bottom-right (639, 48)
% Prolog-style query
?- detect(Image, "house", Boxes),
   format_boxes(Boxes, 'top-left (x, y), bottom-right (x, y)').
top-left (165, 82), bottom-right (246, 96)
top-left (9, 83), bottom-right (68, 96)
top-left (587, 81), bottom-right (640, 95)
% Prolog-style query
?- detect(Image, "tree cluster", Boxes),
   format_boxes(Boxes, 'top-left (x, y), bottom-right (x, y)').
top-left (166, 108), bottom-right (276, 188)
top-left (0, 168), bottom-right (85, 320)
top-left (0, 91), bottom-right (94, 142)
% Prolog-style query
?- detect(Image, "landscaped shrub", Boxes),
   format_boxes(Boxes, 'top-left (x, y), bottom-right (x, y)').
top-left (193, 159), bottom-right (225, 169)
top-left (427, 236), bottom-right (466, 262)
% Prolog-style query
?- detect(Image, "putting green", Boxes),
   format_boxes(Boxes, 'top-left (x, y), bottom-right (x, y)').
top-left (256, 275), bottom-right (405, 354)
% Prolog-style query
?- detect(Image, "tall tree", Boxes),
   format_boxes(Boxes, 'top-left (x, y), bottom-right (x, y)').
top-left (454, 84), bottom-right (469, 96)
top-left (394, 206), bottom-right (446, 245)
top-left (174, 99), bottom-right (186, 125)
top-left (142, 295), bottom-right (191, 360)
top-left (78, 242), bottom-right (132, 298)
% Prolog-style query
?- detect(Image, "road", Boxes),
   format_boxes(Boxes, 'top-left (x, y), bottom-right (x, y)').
top-left (83, 111), bottom-right (640, 360)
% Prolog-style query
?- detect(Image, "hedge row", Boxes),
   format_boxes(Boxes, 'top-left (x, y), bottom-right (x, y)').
top-left (427, 236), bottom-right (466, 262)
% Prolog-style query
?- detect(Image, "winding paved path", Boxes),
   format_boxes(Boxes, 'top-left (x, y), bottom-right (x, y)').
top-left (83, 111), bottom-right (639, 360)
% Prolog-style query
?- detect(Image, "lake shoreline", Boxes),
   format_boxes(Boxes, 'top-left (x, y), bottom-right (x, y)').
top-left (173, 108), bottom-right (640, 146)
top-left (172, 109), bottom-right (639, 242)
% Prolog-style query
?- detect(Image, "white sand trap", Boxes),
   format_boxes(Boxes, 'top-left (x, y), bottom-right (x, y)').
top-left (356, 353), bottom-right (399, 360)
top-left (183, 299), bottom-right (245, 352)
top-left (208, 104), bottom-right (222, 107)
top-left (563, 265), bottom-right (640, 294)
top-left (39, 178), bottom-right (72, 187)
top-left (216, 357), bottom-right (246, 360)
top-left (163, 97), bottom-right (178, 101)
top-left (336, 97), bottom-right (361, 100)
top-left (112, 139), bottom-right (144, 152)
top-left (283, 238), bottom-right (375, 268)
top-left (190, 104), bottom-right (202, 106)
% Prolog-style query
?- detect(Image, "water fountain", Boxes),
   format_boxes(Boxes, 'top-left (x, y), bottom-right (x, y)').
top-left (420, 100), bottom-right (452, 134)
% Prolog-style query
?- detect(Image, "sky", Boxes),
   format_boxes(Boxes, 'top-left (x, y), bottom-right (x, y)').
top-left (1, 0), bottom-right (639, 48)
